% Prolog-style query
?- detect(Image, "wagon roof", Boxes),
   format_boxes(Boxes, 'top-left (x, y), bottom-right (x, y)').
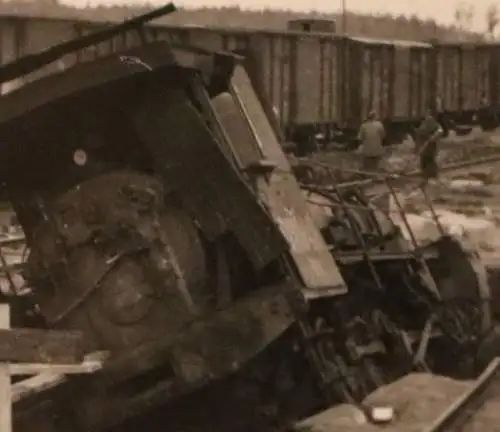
top-left (349, 35), bottom-right (432, 48)
top-left (0, 41), bottom-right (236, 126)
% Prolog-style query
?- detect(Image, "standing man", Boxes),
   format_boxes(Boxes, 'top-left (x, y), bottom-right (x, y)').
top-left (358, 110), bottom-right (386, 173)
top-left (414, 107), bottom-right (444, 186)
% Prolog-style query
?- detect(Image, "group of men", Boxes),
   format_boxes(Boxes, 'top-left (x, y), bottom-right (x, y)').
top-left (357, 107), bottom-right (444, 185)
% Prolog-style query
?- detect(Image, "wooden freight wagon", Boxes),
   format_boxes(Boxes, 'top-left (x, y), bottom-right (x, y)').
top-left (480, 44), bottom-right (500, 106)
top-left (432, 42), bottom-right (495, 125)
top-left (432, 44), bottom-right (461, 115)
top-left (0, 14), bottom-right (446, 144)
top-left (343, 37), bottom-right (432, 141)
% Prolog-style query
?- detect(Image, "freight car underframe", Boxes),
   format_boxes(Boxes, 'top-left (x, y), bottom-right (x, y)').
top-left (285, 119), bottom-right (437, 154)
top-left (284, 110), bottom-right (490, 154)
top-left (0, 29), bottom-right (494, 432)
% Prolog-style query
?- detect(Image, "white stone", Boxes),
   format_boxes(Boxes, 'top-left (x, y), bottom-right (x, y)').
top-left (370, 406), bottom-right (395, 423)
top-left (448, 178), bottom-right (485, 191)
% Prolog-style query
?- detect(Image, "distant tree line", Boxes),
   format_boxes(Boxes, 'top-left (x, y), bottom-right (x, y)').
top-left (0, 0), bottom-right (487, 42)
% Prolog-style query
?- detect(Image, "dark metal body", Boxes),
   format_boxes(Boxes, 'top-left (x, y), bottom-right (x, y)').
top-left (1, 34), bottom-right (344, 430)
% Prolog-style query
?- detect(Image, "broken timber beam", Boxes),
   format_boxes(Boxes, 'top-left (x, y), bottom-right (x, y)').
top-left (11, 351), bottom-right (107, 403)
top-left (0, 304), bottom-right (107, 432)
top-left (0, 328), bottom-right (84, 364)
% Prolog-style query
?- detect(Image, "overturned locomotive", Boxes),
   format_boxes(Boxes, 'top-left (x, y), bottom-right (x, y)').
top-left (0, 5), bottom-right (493, 432)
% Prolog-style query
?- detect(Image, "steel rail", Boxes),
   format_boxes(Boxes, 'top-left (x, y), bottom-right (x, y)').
top-left (339, 154), bottom-right (500, 191)
top-left (423, 357), bottom-right (500, 432)
top-left (329, 154), bottom-right (500, 201)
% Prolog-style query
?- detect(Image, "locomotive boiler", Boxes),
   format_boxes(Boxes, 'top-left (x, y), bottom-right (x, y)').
top-left (0, 6), bottom-right (492, 432)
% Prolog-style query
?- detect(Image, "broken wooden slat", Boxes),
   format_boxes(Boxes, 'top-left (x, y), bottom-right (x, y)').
top-left (12, 373), bottom-right (66, 404)
top-left (12, 351), bottom-right (108, 403)
top-left (0, 305), bottom-right (11, 431)
top-left (0, 235), bottom-right (25, 247)
top-left (10, 351), bottom-right (107, 375)
top-left (0, 328), bottom-right (84, 364)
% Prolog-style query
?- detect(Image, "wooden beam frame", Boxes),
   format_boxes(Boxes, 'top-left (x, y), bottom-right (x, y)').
top-left (0, 304), bottom-right (107, 432)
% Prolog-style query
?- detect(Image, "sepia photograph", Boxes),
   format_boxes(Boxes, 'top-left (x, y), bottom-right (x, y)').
top-left (0, 0), bottom-right (499, 430)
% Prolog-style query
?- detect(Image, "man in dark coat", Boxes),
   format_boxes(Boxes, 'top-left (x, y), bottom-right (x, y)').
top-left (414, 108), bottom-right (444, 186)
top-left (358, 110), bottom-right (386, 172)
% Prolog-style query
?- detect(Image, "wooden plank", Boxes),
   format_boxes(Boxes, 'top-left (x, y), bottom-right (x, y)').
top-left (9, 351), bottom-right (106, 375)
top-left (0, 235), bottom-right (25, 247)
top-left (0, 328), bottom-right (83, 364)
top-left (12, 351), bottom-right (108, 403)
top-left (230, 66), bottom-right (347, 298)
top-left (0, 304), bottom-right (11, 432)
top-left (12, 373), bottom-right (66, 404)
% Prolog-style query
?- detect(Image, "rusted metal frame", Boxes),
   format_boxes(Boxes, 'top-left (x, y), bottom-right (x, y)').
top-left (412, 314), bottom-right (435, 371)
top-left (295, 318), bottom-right (339, 404)
top-left (326, 167), bottom-right (385, 292)
top-left (351, 186), bottom-right (385, 242)
top-left (418, 184), bottom-right (447, 237)
top-left (276, 240), bottom-right (345, 405)
top-left (0, 247), bottom-right (17, 295)
top-left (383, 179), bottom-right (441, 300)
top-left (301, 308), bottom-right (351, 403)
top-left (383, 179), bottom-right (423, 254)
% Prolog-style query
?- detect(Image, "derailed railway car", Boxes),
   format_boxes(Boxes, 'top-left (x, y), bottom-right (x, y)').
top-left (0, 5), bottom-right (496, 432)
top-left (433, 42), bottom-right (500, 129)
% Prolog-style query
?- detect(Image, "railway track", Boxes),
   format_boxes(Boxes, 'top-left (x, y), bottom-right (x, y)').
top-left (295, 136), bottom-right (500, 190)
top-left (296, 152), bottom-right (500, 199)
top-left (361, 153), bottom-right (500, 197)
top-left (423, 358), bottom-right (500, 432)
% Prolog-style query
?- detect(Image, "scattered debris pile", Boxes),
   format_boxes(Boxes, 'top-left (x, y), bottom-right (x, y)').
top-left (294, 373), bottom-right (473, 432)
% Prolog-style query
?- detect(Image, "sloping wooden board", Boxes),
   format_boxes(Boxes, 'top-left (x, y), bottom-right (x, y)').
top-left (227, 65), bottom-right (347, 298)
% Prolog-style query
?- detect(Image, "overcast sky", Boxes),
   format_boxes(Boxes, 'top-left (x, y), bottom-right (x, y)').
top-left (62, 0), bottom-right (492, 32)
